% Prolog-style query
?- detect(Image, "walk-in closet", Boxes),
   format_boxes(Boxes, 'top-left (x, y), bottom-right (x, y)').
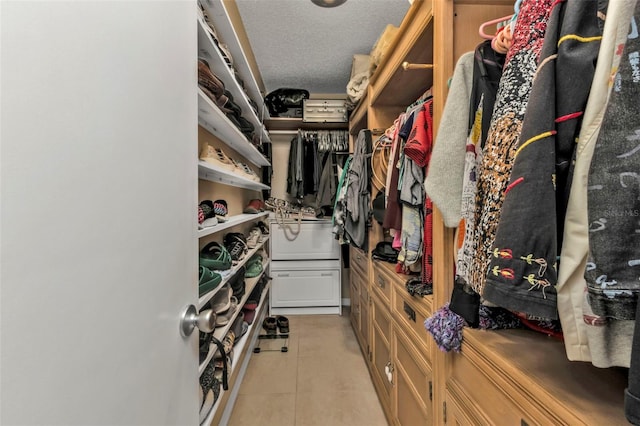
top-left (2, 0), bottom-right (639, 425)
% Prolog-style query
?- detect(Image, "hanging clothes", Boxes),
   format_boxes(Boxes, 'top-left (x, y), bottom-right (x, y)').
top-left (584, 1), bottom-right (640, 372)
top-left (286, 132), bottom-right (304, 198)
top-left (316, 153), bottom-right (337, 209)
top-left (343, 129), bottom-right (372, 249)
top-left (424, 51), bottom-right (475, 228)
top-left (557, 0), bottom-right (635, 366)
top-left (467, 0), bottom-right (554, 296)
top-left (483, 0), bottom-right (606, 320)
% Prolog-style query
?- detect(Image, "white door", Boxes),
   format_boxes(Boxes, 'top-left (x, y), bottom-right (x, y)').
top-left (1, 2), bottom-right (198, 425)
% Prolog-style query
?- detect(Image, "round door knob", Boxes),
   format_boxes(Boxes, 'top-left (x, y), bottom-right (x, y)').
top-left (180, 304), bottom-right (215, 337)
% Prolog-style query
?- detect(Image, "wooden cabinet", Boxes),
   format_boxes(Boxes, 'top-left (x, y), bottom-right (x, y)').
top-left (350, 245), bottom-right (371, 358)
top-left (348, 0), bottom-right (629, 424)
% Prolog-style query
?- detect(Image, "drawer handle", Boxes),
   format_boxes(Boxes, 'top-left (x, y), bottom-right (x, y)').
top-left (320, 273), bottom-right (333, 277)
top-left (277, 273), bottom-right (290, 277)
top-left (376, 276), bottom-right (386, 289)
top-left (403, 302), bottom-right (416, 322)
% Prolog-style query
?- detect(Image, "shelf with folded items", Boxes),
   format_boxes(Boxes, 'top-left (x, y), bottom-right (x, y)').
top-left (198, 235), bottom-right (270, 310)
top-left (198, 90), bottom-right (270, 167)
top-left (197, 211), bottom-right (269, 240)
top-left (198, 257), bottom-right (271, 375)
top-left (198, 160), bottom-right (270, 191)
top-left (200, 281), bottom-right (271, 426)
top-left (197, 17), bottom-right (270, 145)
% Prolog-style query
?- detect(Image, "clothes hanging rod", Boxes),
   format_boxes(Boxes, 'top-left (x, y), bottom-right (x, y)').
top-left (269, 130), bottom-right (299, 135)
top-left (402, 61), bottom-right (434, 70)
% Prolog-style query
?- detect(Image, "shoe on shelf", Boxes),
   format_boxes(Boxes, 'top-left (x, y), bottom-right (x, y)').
top-left (244, 253), bottom-right (264, 278)
top-left (276, 316), bottom-right (289, 334)
top-left (199, 242), bottom-right (232, 271)
top-left (213, 199), bottom-right (228, 222)
top-left (262, 316), bottom-right (277, 335)
top-left (224, 232), bottom-right (248, 263)
top-left (231, 311), bottom-right (245, 343)
top-left (242, 306), bottom-right (256, 325)
top-left (198, 59), bottom-right (225, 99)
top-left (228, 266), bottom-right (246, 300)
top-left (243, 199), bottom-right (265, 215)
top-left (199, 145), bottom-right (235, 172)
top-left (210, 284), bottom-right (233, 314)
top-left (246, 227), bottom-right (262, 249)
top-left (198, 267), bottom-right (222, 297)
top-left (215, 296), bottom-right (238, 327)
top-left (256, 221), bottom-right (270, 235)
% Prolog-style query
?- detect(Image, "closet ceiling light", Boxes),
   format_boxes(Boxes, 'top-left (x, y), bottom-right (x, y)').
top-left (310, 0), bottom-right (347, 7)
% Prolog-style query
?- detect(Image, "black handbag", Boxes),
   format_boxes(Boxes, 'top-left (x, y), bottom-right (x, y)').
top-left (264, 88), bottom-right (309, 116)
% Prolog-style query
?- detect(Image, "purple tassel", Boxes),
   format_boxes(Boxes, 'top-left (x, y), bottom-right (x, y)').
top-left (423, 303), bottom-right (465, 352)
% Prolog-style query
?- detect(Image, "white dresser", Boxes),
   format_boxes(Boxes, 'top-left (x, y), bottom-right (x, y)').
top-left (269, 219), bottom-right (342, 315)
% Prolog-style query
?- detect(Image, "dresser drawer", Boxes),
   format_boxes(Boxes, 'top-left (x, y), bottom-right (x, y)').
top-left (448, 346), bottom-right (538, 425)
top-left (270, 221), bottom-right (339, 260)
top-left (372, 292), bottom-right (391, 344)
top-left (392, 284), bottom-right (432, 359)
top-left (350, 246), bottom-right (368, 278)
top-left (394, 327), bottom-right (432, 425)
top-left (371, 261), bottom-right (395, 304)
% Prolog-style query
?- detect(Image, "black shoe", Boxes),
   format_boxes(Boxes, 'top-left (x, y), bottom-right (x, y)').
top-left (276, 316), bottom-right (289, 334)
top-left (262, 316), bottom-right (277, 335)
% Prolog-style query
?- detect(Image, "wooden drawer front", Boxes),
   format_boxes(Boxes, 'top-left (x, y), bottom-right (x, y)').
top-left (392, 288), bottom-right (432, 360)
top-left (372, 293), bottom-right (391, 344)
top-left (445, 389), bottom-right (490, 426)
top-left (350, 283), bottom-right (360, 331)
top-left (350, 246), bottom-right (368, 278)
top-left (372, 320), bottom-right (392, 403)
top-left (394, 327), bottom-right (432, 424)
top-left (397, 369), bottom-right (431, 426)
top-left (449, 351), bottom-right (537, 426)
top-left (349, 270), bottom-right (361, 300)
top-left (371, 261), bottom-right (394, 304)
top-left (359, 289), bottom-right (370, 351)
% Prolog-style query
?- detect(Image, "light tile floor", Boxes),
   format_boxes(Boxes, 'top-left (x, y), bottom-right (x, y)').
top-left (227, 312), bottom-right (388, 426)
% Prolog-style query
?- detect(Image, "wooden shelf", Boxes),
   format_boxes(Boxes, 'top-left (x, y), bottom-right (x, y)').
top-left (198, 161), bottom-right (269, 191)
top-left (348, 91), bottom-right (368, 135)
top-left (198, 90), bottom-right (270, 167)
top-left (369, 2), bottom-right (434, 107)
top-left (265, 117), bottom-right (348, 132)
top-left (197, 17), bottom-right (270, 143)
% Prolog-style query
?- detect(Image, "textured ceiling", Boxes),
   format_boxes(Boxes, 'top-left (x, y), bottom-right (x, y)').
top-left (236, 0), bottom-right (410, 95)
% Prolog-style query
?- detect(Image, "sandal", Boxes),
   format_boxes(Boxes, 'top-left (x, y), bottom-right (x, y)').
top-left (199, 242), bottom-right (232, 271)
